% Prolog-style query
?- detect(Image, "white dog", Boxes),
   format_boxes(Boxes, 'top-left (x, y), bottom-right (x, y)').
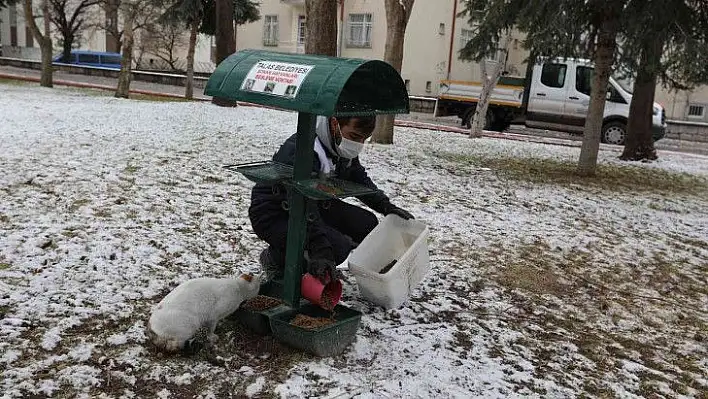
top-left (147, 273), bottom-right (261, 352)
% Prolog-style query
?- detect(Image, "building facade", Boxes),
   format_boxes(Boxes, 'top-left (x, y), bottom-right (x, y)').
top-left (235, 0), bottom-right (528, 98)
top-left (0, 4), bottom-right (40, 60)
top-left (0, 3), bottom-right (216, 73)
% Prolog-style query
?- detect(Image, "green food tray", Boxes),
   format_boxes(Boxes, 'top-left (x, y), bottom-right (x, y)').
top-left (233, 281), bottom-right (288, 335)
top-left (269, 303), bottom-right (362, 357)
top-left (235, 303), bottom-right (289, 335)
top-left (287, 178), bottom-right (379, 200)
top-left (223, 161), bottom-right (293, 184)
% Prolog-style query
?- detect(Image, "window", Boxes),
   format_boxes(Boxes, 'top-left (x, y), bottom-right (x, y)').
top-left (688, 104), bottom-right (705, 118)
top-left (9, 5), bottom-right (17, 47)
top-left (102, 55), bottom-right (122, 65)
top-left (297, 15), bottom-right (306, 45)
top-left (460, 28), bottom-right (473, 50)
top-left (576, 66), bottom-right (593, 95)
top-left (78, 54), bottom-right (100, 64)
top-left (25, 26), bottom-right (33, 48)
top-left (9, 4), bottom-right (17, 26)
top-left (263, 15), bottom-right (279, 46)
top-left (426, 81), bottom-right (432, 93)
top-left (540, 63), bottom-right (567, 88)
top-left (438, 23), bottom-right (445, 35)
top-left (404, 79), bottom-right (410, 92)
top-left (348, 13), bottom-right (372, 47)
top-left (607, 86), bottom-right (626, 104)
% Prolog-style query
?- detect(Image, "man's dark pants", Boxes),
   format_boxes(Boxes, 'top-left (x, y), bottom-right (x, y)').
top-left (250, 199), bottom-right (378, 269)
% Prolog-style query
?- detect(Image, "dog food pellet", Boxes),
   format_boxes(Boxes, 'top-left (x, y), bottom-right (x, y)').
top-left (242, 295), bottom-right (283, 311)
top-left (290, 314), bottom-right (334, 329)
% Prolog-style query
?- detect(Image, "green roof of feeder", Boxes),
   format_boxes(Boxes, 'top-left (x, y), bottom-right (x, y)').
top-left (204, 49), bottom-right (410, 117)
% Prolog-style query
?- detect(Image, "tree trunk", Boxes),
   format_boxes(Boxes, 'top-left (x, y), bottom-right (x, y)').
top-left (40, 36), bottom-right (53, 87)
top-left (212, 0), bottom-right (237, 106)
top-left (372, 0), bottom-right (414, 144)
top-left (105, 0), bottom-right (121, 52)
top-left (521, 51), bottom-right (536, 111)
top-left (304, 0), bottom-right (338, 56)
top-left (61, 33), bottom-right (73, 63)
top-left (214, 0), bottom-right (235, 63)
top-left (185, 21), bottom-right (198, 100)
top-left (470, 59), bottom-right (504, 138)
top-left (115, 9), bottom-right (133, 98)
top-left (577, 6), bottom-right (620, 177)
top-left (23, 0), bottom-right (53, 87)
top-left (620, 39), bottom-right (663, 161)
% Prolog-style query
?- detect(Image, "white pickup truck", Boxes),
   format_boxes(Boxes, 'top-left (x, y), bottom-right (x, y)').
top-left (434, 59), bottom-right (667, 145)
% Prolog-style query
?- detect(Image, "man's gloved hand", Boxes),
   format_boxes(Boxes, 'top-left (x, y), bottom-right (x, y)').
top-left (386, 206), bottom-right (414, 220)
top-left (307, 257), bottom-right (344, 283)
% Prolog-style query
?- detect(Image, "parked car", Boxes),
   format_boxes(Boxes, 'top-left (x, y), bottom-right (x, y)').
top-left (435, 58), bottom-right (667, 145)
top-left (53, 50), bottom-right (122, 70)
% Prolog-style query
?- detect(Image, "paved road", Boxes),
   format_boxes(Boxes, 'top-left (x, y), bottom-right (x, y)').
top-left (2, 64), bottom-right (706, 156)
top-left (396, 107), bottom-right (708, 156)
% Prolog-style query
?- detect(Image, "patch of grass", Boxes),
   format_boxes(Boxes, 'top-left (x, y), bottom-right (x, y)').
top-left (434, 152), bottom-right (708, 196)
top-left (125, 209), bottom-right (139, 219)
top-left (496, 262), bottom-right (568, 298)
top-left (123, 164), bottom-right (140, 174)
top-left (69, 198), bottom-right (91, 212)
top-left (0, 263), bottom-right (11, 270)
top-left (0, 78), bottom-right (31, 86)
top-left (92, 208), bottom-right (112, 218)
top-left (129, 93), bottom-right (192, 102)
top-left (203, 176), bottom-right (224, 184)
top-left (668, 234), bottom-right (708, 251)
top-left (61, 229), bottom-right (80, 238)
top-left (0, 213), bottom-right (9, 223)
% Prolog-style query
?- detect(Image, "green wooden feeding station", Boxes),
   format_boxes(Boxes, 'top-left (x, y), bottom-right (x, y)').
top-left (205, 49), bottom-right (409, 356)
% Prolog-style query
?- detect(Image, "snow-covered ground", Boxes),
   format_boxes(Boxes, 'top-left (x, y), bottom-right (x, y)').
top-left (1, 83), bottom-right (707, 398)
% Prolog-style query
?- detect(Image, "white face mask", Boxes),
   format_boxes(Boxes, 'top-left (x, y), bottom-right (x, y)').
top-left (337, 137), bottom-right (365, 159)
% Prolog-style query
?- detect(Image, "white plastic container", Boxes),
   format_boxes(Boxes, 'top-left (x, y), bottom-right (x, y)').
top-left (348, 215), bottom-right (430, 309)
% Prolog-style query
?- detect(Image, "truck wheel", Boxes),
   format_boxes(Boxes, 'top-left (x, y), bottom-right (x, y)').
top-left (601, 121), bottom-right (627, 145)
top-left (463, 108), bottom-right (496, 130)
top-left (462, 107), bottom-right (476, 129)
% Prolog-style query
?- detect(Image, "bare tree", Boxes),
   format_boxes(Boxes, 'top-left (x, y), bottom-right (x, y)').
top-left (371, 0), bottom-right (414, 144)
top-left (139, 22), bottom-right (187, 72)
top-left (48, 0), bottom-right (101, 62)
top-left (469, 36), bottom-right (509, 138)
top-left (304, 0), bottom-right (337, 56)
top-left (23, 0), bottom-right (53, 87)
top-left (115, 0), bottom-right (160, 98)
top-left (103, 0), bottom-right (121, 52)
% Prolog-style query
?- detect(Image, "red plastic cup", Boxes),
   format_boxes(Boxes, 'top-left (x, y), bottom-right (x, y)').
top-left (301, 273), bottom-right (343, 310)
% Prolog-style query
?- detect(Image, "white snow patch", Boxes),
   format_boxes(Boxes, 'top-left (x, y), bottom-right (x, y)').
top-left (245, 376), bottom-right (265, 397)
top-left (1, 349), bottom-right (22, 364)
top-left (36, 379), bottom-right (59, 396)
top-left (106, 333), bottom-right (129, 346)
top-left (174, 372), bottom-right (194, 385)
top-left (57, 365), bottom-right (101, 389)
top-left (68, 343), bottom-right (96, 362)
top-left (40, 327), bottom-right (62, 351)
